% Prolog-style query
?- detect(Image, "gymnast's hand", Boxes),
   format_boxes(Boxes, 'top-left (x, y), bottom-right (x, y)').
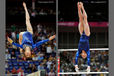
top-left (49, 35), bottom-right (56, 41)
top-left (7, 37), bottom-right (13, 44)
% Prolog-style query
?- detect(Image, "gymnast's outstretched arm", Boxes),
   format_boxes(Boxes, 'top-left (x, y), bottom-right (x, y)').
top-left (87, 50), bottom-right (90, 66)
top-left (75, 50), bottom-right (80, 65)
top-left (7, 37), bottom-right (23, 48)
top-left (33, 35), bottom-right (56, 48)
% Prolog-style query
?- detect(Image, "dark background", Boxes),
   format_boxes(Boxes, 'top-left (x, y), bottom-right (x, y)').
top-left (59, 0), bottom-right (108, 22)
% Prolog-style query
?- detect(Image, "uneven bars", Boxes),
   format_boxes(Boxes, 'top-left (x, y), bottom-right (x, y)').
top-left (58, 72), bottom-right (109, 75)
top-left (58, 48), bottom-right (109, 51)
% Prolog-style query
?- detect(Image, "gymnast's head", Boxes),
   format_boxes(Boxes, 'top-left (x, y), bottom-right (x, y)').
top-left (24, 46), bottom-right (31, 58)
top-left (81, 50), bottom-right (87, 59)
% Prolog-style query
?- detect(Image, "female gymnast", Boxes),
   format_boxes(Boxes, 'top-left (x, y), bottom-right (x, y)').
top-left (75, 2), bottom-right (91, 72)
top-left (7, 2), bottom-right (55, 58)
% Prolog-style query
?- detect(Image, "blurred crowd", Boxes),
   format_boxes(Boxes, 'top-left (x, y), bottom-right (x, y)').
top-left (60, 50), bottom-right (109, 76)
top-left (5, 24), bottom-right (56, 76)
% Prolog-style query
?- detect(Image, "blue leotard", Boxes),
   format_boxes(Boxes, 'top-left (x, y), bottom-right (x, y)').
top-left (12, 31), bottom-right (49, 49)
top-left (75, 32), bottom-right (90, 66)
